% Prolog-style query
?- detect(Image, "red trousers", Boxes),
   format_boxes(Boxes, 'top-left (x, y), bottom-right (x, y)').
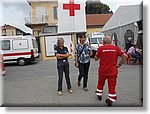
top-left (95, 75), bottom-right (117, 102)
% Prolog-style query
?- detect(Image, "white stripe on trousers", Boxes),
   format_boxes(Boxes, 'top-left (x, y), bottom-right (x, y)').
top-left (108, 94), bottom-right (116, 97)
top-left (96, 93), bottom-right (102, 96)
top-left (108, 97), bottom-right (116, 102)
top-left (96, 89), bottom-right (103, 92)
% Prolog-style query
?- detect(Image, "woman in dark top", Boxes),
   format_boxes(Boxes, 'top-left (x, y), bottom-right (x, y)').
top-left (55, 37), bottom-right (73, 96)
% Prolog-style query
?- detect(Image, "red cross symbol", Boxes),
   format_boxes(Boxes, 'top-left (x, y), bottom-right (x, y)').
top-left (63, 0), bottom-right (80, 16)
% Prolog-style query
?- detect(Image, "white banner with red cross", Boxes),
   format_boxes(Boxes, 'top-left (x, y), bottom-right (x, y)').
top-left (58, 0), bottom-right (86, 33)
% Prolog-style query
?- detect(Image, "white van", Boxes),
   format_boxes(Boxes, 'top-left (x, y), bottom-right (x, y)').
top-left (0, 49), bottom-right (5, 75)
top-left (87, 32), bottom-right (104, 57)
top-left (0, 35), bottom-right (39, 66)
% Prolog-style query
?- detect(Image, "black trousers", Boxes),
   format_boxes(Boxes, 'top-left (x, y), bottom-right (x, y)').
top-left (78, 61), bottom-right (90, 88)
top-left (57, 61), bottom-right (72, 91)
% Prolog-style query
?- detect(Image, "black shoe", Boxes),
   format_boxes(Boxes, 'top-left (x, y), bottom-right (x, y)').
top-left (84, 87), bottom-right (89, 92)
top-left (98, 96), bottom-right (102, 101)
top-left (105, 99), bottom-right (112, 107)
top-left (77, 82), bottom-right (81, 87)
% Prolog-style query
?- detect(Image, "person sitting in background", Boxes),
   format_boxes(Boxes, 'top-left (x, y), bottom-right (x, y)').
top-left (127, 44), bottom-right (142, 64)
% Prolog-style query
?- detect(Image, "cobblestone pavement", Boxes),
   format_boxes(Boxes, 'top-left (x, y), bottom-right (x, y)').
top-left (2, 58), bottom-right (143, 107)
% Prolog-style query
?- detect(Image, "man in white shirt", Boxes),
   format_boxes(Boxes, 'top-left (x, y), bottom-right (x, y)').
top-left (127, 45), bottom-right (142, 63)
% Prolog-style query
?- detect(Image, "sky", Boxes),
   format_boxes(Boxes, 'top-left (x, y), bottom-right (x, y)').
top-left (100, 0), bottom-right (142, 13)
top-left (0, 0), bottom-right (32, 33)
top-left (0, 0), bottom-right (143, 34)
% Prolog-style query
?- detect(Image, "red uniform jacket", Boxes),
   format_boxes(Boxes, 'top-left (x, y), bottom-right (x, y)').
top-left (96, 44), bottom-right (125, 76)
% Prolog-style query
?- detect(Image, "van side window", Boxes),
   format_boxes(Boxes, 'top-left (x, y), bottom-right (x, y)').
top-left (2, 40), bottom-right (10, 50)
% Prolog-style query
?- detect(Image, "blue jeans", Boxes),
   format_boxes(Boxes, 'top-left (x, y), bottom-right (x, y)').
top-left (131, 53), bottom-right (142, 63)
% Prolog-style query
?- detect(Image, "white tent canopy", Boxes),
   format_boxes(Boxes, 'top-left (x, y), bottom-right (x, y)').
top-left (101, 4), bottom-right (142, 32)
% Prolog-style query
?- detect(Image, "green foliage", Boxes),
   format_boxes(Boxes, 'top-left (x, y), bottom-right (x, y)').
top-left (85, 1), bottom-right (113, 14)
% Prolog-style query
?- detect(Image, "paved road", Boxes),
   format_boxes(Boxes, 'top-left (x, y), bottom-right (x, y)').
top-left (2, 59), bottom-right (143, 107)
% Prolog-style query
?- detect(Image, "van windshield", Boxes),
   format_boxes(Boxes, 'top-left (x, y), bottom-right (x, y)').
top-left (91, 37), bottom-right (103, 44)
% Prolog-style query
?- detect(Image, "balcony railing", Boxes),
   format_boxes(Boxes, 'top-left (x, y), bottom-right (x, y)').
top-left (25, 16), bottom-right (48, 25)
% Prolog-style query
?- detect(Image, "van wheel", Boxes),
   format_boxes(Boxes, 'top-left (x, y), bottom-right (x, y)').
top-left (17, 59), bottom-right (26, 66)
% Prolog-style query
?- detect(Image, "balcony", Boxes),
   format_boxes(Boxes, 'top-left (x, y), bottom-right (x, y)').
top-left (25, 16), bottom-right (49, 28)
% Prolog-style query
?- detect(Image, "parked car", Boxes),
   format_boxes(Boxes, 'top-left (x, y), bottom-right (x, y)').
top-left (86, 32), bottom-right (104, 57)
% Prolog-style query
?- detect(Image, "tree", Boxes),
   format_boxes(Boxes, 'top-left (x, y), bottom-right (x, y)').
top-left (85, 1), bottom-right (113, 14)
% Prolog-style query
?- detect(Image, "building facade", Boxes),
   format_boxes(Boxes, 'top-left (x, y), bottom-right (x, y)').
top-left (25, 0), bottom-right (58, 37)
top-left (1, 24), bottom-right (26, 36)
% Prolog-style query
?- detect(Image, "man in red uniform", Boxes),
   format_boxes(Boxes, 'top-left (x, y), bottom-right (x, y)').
top-left (94, 36), bottom-right (128, 106)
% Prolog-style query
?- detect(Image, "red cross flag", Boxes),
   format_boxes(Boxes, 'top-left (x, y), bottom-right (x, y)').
top-left (58, 0), bottom-right (86, 33)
